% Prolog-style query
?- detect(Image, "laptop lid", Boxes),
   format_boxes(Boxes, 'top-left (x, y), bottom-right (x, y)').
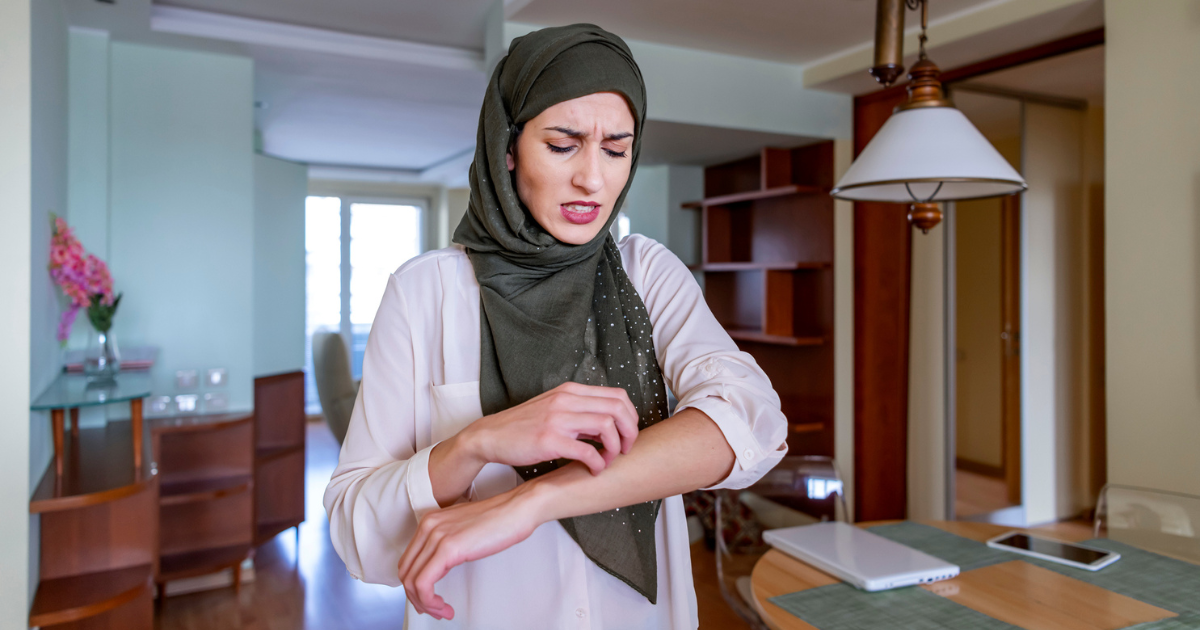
top-left (762, 522), bottom-right (960, 591)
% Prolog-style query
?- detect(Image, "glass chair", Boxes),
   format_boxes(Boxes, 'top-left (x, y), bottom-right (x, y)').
top-left (1094, 484), bottom-right (1200, 564)
top-left (714, 456), bottom-right (848, 628)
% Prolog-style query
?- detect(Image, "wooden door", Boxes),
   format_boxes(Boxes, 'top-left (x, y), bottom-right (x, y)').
top-left (1000, 194), bottom-right (1021, 504)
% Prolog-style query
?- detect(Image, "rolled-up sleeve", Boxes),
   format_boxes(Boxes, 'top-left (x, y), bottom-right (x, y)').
top-left (322, 272), bottom-right (440, 586)
top-left (627, 236), bottom-right (789, 490)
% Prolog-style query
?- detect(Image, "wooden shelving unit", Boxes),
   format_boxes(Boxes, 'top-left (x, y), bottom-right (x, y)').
top-left (686, 142), bottom-right (836, 456)
top-left (29, 420), bottom-right (157, 629)
top-left (253, 371), bottom-right (307, 545)
top-left (151, 412), bottom-right (254, 595)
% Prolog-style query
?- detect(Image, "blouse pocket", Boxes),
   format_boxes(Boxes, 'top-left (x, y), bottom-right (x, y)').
top-left (430, 380), bottom-right (484, 445)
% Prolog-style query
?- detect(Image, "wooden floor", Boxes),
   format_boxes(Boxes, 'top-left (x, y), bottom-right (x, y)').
top-left (955, 467), bottom-right (1016, 518)
top-left (157, 421), bottom-right (753, 629)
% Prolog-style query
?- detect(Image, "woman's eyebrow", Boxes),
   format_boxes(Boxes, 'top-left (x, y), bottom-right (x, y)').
top-left (544, 126), bottom-right (633, 141)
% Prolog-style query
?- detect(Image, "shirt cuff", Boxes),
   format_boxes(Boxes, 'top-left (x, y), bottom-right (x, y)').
top-left (678, 395), bottom-right (766, 482)
top-left (405, 442), bottom-right (442, 521)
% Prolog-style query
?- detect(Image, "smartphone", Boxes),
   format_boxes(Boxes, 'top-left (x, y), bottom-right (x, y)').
top-left (985, 532), bottom-right (1120, 571)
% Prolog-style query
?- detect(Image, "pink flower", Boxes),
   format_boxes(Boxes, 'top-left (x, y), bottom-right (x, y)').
top-left (48, 214), bottom-right (118, 341)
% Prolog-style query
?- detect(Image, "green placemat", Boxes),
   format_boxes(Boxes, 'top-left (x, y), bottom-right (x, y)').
top-left (768, 582), bottom-right (1024, 630)
top-left (1126, 613), bottom-right (1200, 630)
top-left (1020, 539), bottom-right (1200, 616)
top-left (866, 522), bottom-right (1013, 571)
top-left (768, 523), bottom-right (1200, 630)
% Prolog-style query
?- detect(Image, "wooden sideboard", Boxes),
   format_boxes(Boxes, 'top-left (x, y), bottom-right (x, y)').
top-left (152, 412), bottom-right (255, 599)
top-left (29, 370), bottom-right (308, 627)
top-left (29, 421), bottom-right (157, 629)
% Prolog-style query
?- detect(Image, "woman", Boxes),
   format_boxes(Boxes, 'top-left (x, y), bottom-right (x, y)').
top-left (324, 23), bottom-right (788, 629)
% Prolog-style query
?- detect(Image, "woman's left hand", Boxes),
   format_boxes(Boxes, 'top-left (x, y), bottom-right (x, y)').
top-left (397, 482), bottom-right (549, 620)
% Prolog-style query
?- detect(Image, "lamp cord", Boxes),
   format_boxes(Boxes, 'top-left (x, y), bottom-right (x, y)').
top-left (905, 0), bottom-right (930, 60)
top-left (905, 181), bottom-right (944, 203)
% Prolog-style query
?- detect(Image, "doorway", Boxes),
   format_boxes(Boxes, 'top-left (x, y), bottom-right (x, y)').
top-left (948, 43), bottom-right (1107, 523)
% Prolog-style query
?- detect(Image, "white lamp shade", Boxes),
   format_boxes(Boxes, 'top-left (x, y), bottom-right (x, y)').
top-left (831, 106), bottom-right (1026, 203)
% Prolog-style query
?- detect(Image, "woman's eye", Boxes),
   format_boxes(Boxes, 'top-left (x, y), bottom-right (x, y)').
top-left (604, 149), bottom-right (628, 158)
top-left (547, 144), bottom-right (573, 154)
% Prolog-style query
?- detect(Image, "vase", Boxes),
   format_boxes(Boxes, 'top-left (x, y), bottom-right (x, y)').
top-left (84, 326), bottom-right (121, 381)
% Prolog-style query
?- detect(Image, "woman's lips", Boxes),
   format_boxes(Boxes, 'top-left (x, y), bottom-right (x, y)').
top-left (560, 203), bottom-right (601, 225)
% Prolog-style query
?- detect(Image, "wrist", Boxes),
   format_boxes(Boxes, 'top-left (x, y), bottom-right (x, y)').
top-left (445, 425), bottom-right (488, 470)
top-left (512, 463), bottom-right (589, 524)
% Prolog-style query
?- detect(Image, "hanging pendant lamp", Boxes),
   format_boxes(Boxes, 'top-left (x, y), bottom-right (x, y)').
top-left (831, 0), bottom-right (1026, 233)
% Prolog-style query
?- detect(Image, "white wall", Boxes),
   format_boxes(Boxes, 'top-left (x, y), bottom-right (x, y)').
top-left (665, 165), bottom-right (704, 267)
top-left (28, 0), bottom-right (70, 609)
top-left (1105, 0), bottom-right (1200, 498)
top-left (504, 22), bottom-right (851, 140)
top-left (108, 42), bottom-right (255, 412)
top-left (254, 155), bottom-right (308, 376)
top-left (446, 187), bottom-right (471, 245)
top-left (908, 222), bottom-right (948, 521)
top-left (1021, 103), bottom-right (1088, 523)
top-left (622, 165), bottom-right (670, 245)
top-left (2, 1), bottom-right (34, 622)
top-left (833, 139), bottom-right (855, 520)
top-left (66, 28), bottom-right (109, 258)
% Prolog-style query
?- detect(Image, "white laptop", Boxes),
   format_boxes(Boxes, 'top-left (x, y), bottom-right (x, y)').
top-left (762, 522), bottom-right (960, 591)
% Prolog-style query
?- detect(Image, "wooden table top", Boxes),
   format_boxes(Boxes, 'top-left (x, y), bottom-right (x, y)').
top-left (750, 520), bottom-right (1180, 630)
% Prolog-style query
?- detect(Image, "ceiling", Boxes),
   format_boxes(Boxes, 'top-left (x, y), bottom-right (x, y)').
top-left (252, 46), bottom-right (486, 171)
top-left (512, 0), bottom-right (994, 65)
top-left (640, 120), bottom-right (820, 166)
top-left (157, 0), bottom-right (493, 49)
top-left (966, 45), bottom-right (1105, 106)
top-left (135, 0), bottom-right (1100, 183)
top-left (953, 45), bottom-right (1104, 141)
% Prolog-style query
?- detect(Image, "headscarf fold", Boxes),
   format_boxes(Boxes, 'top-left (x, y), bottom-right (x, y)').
top-left (452, 24), bottom-right (668, 603)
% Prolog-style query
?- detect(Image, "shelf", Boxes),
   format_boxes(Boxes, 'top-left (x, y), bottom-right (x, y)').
top-left (30, 421), bottom-right (156, 514)
top-left (151, 412), bottom-right (253, 435)
top-left (789, 422), bottom-right (825, 434)
top-left (256, 443), bottom-right (304, 463)
top-left (29, 564), bottom-right (152, 627)
top-left (160, 474), bottom-right (252, 506)
top-left (691, 261), bottom-right (830, 272)
top-left (158, 544), bottom-right (251, 583)
top-left (257, 517), bottom-right (303, 545)
top-left (683, 184), bottom-right (828, 209)
top-left (725, 328), bottom-right (826, 347)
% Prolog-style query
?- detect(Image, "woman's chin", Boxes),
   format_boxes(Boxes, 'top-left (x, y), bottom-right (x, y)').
top-left (552, 224), bottom-right (605, 245)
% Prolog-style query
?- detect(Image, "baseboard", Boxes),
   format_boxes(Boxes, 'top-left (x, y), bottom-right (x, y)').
top-left (956, 457), bottom-right (1005, 478)
top-left (160, 558), bottom-right (256, 598)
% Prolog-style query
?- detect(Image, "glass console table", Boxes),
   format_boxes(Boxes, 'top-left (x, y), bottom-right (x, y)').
top-left (31, 372), bottom-right (153, 475)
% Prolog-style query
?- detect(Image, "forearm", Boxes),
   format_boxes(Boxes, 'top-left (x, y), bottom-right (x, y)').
top-left (523, 407), bottom-right (734, 522)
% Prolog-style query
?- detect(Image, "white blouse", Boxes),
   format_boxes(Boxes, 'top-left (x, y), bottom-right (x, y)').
top-left (323, 234), bottom-right (788, 630)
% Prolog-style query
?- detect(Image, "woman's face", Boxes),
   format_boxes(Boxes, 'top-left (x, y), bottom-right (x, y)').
top-left (507, 92), bottom-right (635, 245)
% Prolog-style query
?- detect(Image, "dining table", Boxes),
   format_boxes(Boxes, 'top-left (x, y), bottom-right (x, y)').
top-left (750, 520), bottom-right (1200, 630)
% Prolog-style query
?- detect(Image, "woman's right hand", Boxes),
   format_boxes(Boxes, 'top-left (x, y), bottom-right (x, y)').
top-left (461, 381), bottom-right (640, 475)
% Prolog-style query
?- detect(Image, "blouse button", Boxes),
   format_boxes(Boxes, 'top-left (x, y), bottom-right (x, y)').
top-left (743, 448), bottom-right (755, 460)
top-left (575, 608), bottom-right (587, 618)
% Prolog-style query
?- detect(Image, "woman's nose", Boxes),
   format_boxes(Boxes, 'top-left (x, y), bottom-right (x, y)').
top-left (571, 146), bottom-right (604, 194)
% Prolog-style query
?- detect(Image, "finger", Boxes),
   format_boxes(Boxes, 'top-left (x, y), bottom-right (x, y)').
top-left (594, 416), bottom-right (621, 465)
top-left (404, 528), bottom-right (445, 598)
top-left (398, 516), bottom-right (436, 579)
top-left (596, 397), bottom-right (639, 453)
top-left (562, 413), bottom-right (619, 464)
top-left (558, 436), bottom-right (607, 475)
top-left (414, 549), bottom-right (456, 619)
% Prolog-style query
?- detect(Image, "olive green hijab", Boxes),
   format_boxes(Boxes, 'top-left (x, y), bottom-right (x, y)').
top-left (452, 24), bottom-right (668, 603)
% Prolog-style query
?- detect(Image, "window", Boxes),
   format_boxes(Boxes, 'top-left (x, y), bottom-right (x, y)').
top-left (305, 196), bottom-right (425, 413)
